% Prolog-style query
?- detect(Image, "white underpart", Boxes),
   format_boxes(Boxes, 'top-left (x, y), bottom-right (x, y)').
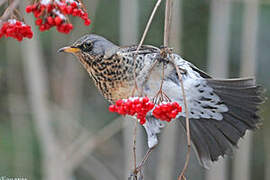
top-left (135, 53), bottom-right (229, 148)
top-left (143, 117), bottom-right (165, 148)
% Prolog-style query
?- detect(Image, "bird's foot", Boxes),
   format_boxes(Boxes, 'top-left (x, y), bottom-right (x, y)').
top-left (178, 174), bottom-right (187, 180)
top-left (129, 169), bottom-right (143, 180)
top-left (159, 45), bottom-right (173, 59)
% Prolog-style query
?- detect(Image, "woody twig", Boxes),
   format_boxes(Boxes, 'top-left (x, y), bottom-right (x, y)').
top-left (163, 0), bottom-right (191, 179)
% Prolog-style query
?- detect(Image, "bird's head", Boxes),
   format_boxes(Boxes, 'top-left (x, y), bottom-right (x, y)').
top-left (58, 34), bottom-right (119, 62)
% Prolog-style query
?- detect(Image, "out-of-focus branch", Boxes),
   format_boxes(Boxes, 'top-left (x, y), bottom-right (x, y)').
top-left (20, 4), bottom-right (74, 178)
top-left (81, 155), bottom-right (118, 180)
top-left (6, 39), bottom-right (34, 179)
top-left (66, 118), bottom-right (123, 169)
top-left (233, 0), bottom-right (258, 179)
top-left (0, 0), bottom-right (20, 27)
top-left (0, 0), bottom-right (8, 7)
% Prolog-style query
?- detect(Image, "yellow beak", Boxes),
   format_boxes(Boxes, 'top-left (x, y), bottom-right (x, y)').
top-left (57, 46), bottom-right (80, 53)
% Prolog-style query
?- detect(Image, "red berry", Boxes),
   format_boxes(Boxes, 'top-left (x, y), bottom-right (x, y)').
top-left (66, 5), bottom-right (73, 14)
top-left (84, 19), bottom-right (91, 26)
top-left (139, 118), bottom-right (146, 125)
top-left (66, 23), bottom-right (73, 30)
top-left (25, 5), bottom-right (32, 13)
top-left (116, 99), bottom-right (123, 106)
top-left (47, 17), bottom-right (54, 25)
top-left (39, 24), bottom-right (46, 31)
top-left (35, 19), bottom-right (43, 26)
top-left (47, 4), bottom-right (53, 13)
top-left (109, 105), bottom-right (116, 112)
top-left (71, 2), bottom-right (77, 8)
top-left (54, 16), bottom-right (62, 26)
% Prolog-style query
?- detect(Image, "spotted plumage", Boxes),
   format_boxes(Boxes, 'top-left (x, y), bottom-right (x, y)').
top-left (58, 34), bottom-right (265, 168)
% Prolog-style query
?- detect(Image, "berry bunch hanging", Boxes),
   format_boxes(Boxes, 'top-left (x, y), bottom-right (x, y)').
top-left (25, 0), bottom-right (91, 34)
top-left (153, 102), bottom-right (182, 122)
top-left (0, 19), bottom-right (33, 41)
top-left (109, 97), bottom-right (182, 125)
top-left (109, 97), bottom-right (155, 125)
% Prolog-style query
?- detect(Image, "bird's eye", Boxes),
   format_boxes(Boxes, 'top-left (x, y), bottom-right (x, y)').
top-left (81, 41), bottom-right (93, 52)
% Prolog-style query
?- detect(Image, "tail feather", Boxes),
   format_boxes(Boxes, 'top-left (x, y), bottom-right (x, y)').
top-left (222, 113), bottom-right (249, 135)
top-left (179, 78), bottom-right (265, 168)
top-left (186, 120), bottom-right (211, 167)
top-left (213, 89), bottom-right (263, 105)
top-left (192, 120), bottom-right (223, 161)
top-left (203, 121), bottom-right (233, 154)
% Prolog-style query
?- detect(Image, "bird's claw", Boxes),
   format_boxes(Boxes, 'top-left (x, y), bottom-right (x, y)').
top-left (159, 46), bottom-right (173, 59)
top-left (128, 169), bottom-right (143, 180)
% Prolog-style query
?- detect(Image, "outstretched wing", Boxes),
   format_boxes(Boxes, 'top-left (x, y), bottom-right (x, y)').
top-left (142, 53), bottom-right (264, 168)
top-left (167, 54), bottom-right (264, 168)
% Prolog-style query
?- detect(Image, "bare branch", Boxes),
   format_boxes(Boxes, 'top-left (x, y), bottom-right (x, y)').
top-left (0, 0), bottom-right (8, 7)
top-left (0, 0), bottom-right (20, 27)
top-left (164, 0), bottom-right (191, 178)
top-left (132, 121), bottom-right (138, 173)
top-left (136, 0), bottom-right (162, 52)
top-left (164, 0), bottom-right (173, 47)
top-left (66, 118), bottom-right (123, 169)
top-left (81, 155), bottom-right (118, 180)
top-left (131, 0), bottom-right (163, 96)
top-left (174, 63), bottom-right (191, 180)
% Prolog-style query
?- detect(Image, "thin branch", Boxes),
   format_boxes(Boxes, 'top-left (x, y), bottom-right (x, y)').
top-left (81, 155), bottom-right (118, 180)
top-left (164, 0), bottom-right (191, 179)
top-left (66, 118), bottom-right (123, 169)
top-left (132, 120), bottom-right (138, 178)
top-left (135, 147), bottom-right (155, 173)
top-left (0, 0), bottom-right (20, 27)
top-left (164, 0), bottom-right (173, 47)
top-left (136, 0), bottom-right (162, 52)
top-left (174, 63), bottom-right (191, 180)
top-left (130, 1), bottom-right (163, 178)
top-left (131, 0), bottom-right (163, 96)
top-left (0, 0), bottom-right (8, 7)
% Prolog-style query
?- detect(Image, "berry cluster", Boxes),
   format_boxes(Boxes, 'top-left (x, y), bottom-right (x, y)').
top-left (153, 102), bottom-right (182, 122)
top-left (109, 97), bottom-right (155, 125)
top-left (109, 96), bottom-right (183, 125)
top-left (0, 19), bottom-right (33, 41)
top-left (25, 0), bottom-right (91, 34)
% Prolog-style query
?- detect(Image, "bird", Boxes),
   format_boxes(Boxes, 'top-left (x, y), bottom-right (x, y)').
top-left (58, 34), bottom-right (265, 168)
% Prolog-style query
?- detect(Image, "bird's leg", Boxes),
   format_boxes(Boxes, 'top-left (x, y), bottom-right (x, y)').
top-left (134, 147), bottom-right (156, 174)
top-left (152, 62), bottom-right (171, 103)
top-left (159, 46), bottom-right (187, 75)
top-left (159, 45), bottom-right (173, 59)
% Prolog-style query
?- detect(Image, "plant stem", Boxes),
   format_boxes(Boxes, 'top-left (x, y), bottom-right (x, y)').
top-left (164, 0), bottom-right (191, 179)
top-left (0, 0), bottom-right (20, 28)
top-left (164, 0), bottom-right (173, 47)
top-left (136, 0), bottom-right (162, 52)
top-left (174, 63), bottom-right (191, 180)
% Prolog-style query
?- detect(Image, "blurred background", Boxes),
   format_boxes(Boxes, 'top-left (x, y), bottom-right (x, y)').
top-left (0, 0), bottom-right (269, 179)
